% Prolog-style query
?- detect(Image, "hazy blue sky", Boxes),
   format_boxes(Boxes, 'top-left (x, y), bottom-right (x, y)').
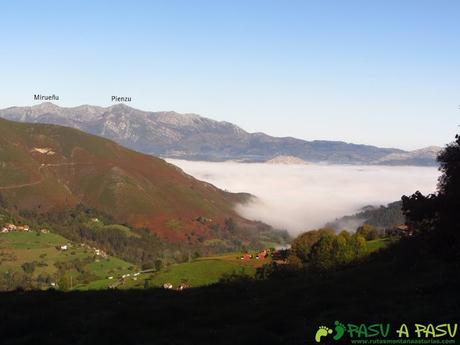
top-left (1, 0), bottom-right (459, 149)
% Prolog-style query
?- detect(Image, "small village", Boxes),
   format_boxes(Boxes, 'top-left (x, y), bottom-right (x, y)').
top-left (1, 222), bottom-right (109, 258)
top-left (1, 223), bottom-right (45, 233)
top-left (0, 223), bottom-right (159, 290)
top-left (240, 248), bottom-right (288, 263)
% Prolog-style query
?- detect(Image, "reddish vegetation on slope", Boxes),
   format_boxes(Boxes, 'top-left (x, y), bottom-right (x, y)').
top-left (0, 118), bottom-right (252, 243)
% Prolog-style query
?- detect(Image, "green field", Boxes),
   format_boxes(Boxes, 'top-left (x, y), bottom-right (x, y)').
top-left (0, 231), bottom-right (135, 289)
top-left (121, 252), bottom-right (267, 289)
top-left (0, 229), bottom-right (392, 291)
top-left (130, 237), bottom-right (391, 290)
top-left (0, 231), bottom-right (64, 249)
top-left (367, 237), bottom-right (391, 252)
top-left (0, 231), bottom-right (270, 291)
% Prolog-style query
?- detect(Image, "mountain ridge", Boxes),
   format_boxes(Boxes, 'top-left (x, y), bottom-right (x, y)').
top-left (0, 117), bottom-right (270, 246)
top-left (0, 103), bottom-right (440, 166)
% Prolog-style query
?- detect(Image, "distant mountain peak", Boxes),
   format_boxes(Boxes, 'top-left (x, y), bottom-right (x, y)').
top-left (0, 103), bottom-right (439, 166)
top-left (32, 102), bottom-right (61, 112)
top-left (411, 146), bottom-right (442, 154)
top-left (108, 103), bottom-right (136, 111)
top-left (373, 145), bottom-right (441, 166)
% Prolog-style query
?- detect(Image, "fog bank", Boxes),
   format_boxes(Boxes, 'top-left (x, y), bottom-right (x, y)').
top-left (167, 160), bottom-right (440, 234)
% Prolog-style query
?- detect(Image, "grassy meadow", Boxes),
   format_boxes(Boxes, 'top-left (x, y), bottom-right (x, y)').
top-left (120, 252), bottom-right (267, 289)
top-left (0, 231), bottom-right (135, 289)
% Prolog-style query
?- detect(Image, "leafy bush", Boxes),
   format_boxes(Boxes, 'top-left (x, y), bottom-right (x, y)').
top-left (21, 262), bottom-right (36, 274)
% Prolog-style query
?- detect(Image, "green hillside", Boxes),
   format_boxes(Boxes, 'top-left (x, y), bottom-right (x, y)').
top-left (0, 118), bottom-right (286, 249)
top-left (0, 230), bottom-right (135, 290)
top-left (120, 252), bottom-right (268, 289)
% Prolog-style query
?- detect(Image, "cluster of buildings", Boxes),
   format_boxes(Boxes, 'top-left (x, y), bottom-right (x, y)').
top-left (1, 223), bottom-right (30, 233)
top-left (94, 248), bottom-right (108, 258)
top-left (1, 223), bottom-right (50, 234)
top-left (56, 242), bottom-right (108, 260)
top-left (240, 248), bottom-right (288, 263)
top-left (385, 224), bottom-right (414, 237)
top-left (240, 249), bottom-right (269, 261)
top-left (79, 243), bottom-right (108, 258)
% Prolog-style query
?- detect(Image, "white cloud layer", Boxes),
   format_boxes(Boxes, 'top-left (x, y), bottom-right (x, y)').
top-left (167, 160), bottom-right (440, 234)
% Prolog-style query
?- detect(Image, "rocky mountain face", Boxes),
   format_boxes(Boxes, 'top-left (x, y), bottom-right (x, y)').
top-left (0, 103), bottom-right (439, 165)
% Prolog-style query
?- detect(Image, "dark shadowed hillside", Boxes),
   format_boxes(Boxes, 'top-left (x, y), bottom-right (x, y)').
top-left (0, 230), bottom-right (457, 345)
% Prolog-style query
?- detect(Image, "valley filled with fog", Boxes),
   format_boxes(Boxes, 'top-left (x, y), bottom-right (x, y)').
top-left (167, 160), bottom-right (440, 234)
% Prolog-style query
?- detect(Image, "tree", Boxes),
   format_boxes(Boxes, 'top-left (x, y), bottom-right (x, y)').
top-left (334, 233), bottom-right (354, 265)
top-left (57, 274), bottom-right (72, 291)
top-left (21, 262), bottom-right (36, 274)
top-left (290, 228), bottom-right (334, 263)
top-left (401, 191), bottom-right (438, 233)
top-left (224, 218), bottom-right (236, 233)
top-left (308, 231), bottom-right (368, 270)
top-left (436, 134), bottom-right (460, 236)
top-left (286, 254), bottom-right (303, 270)
top-left (338, 230), bottom-right (351, 241)
top-left (356, 224), bottom-right (379, 240)
top-left (402, 133), bottom-right (460, 256)
top-left (144, 278), bottom-right (152, 289)
top-left (310, 233), bottom-right (336, 270)
top-left (255, 262), bottom-right (278, 279)
top-left (349, 234), bottom-right (367, 257)
top-left (437, 134), bottom-right (460, 198)
top-left (37, 273), bottom-right (51, 285)
top-left (154, 259), bottom-right (163, 272)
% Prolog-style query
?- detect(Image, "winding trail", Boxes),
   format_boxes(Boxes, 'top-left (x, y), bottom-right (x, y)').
top-left (0, 179), bottom-right (44, 190)
top-left (0, 162), bottom-right (90, 190)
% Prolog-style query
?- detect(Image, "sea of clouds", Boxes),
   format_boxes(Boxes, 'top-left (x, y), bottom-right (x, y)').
top-left (167, 159), bottom-right (440, 235)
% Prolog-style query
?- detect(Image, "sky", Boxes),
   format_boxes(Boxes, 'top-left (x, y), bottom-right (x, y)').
top-left (1, 0), bottom-right (459, 150)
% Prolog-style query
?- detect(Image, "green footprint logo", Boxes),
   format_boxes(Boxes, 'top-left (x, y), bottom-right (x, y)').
top-left (333, 321), bottom-right (346, 340)
top-left (315, 326), bottom-right (333, 342)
